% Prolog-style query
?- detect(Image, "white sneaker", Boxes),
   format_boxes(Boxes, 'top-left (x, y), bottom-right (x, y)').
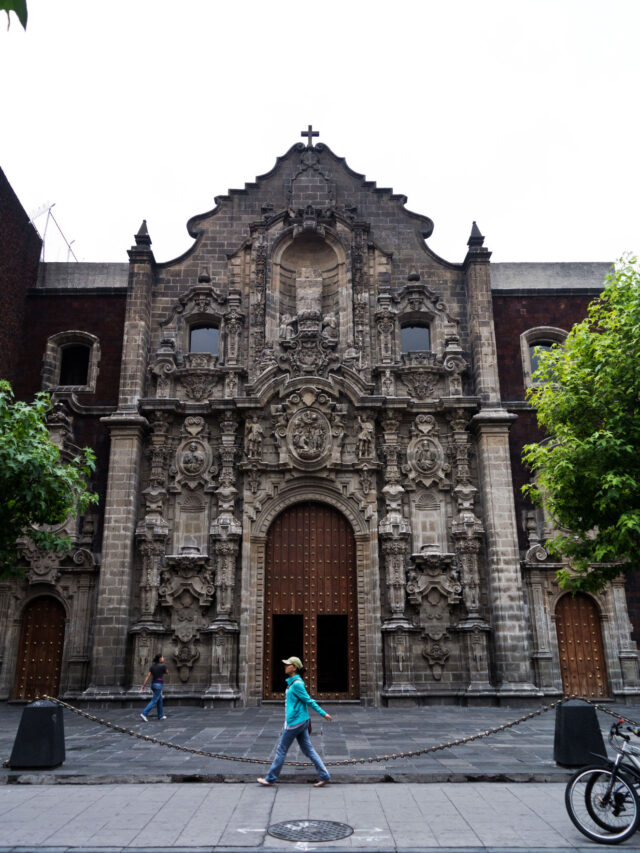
top-left (140, 713), bottom-right (148, 721)
top-left (257, 777), bottom-right (275, 786)
top-left (160, 716), bottom-right (167, 720)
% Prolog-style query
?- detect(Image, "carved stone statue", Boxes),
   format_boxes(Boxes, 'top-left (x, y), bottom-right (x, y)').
top-left (321, 312), bottom-right (338, 344)
top-left (244, 416), bottom-right (264, 459)
top-left (279, 313), bottom-right (296, 341)
top-left (356, 415), bottom-right (375, 459)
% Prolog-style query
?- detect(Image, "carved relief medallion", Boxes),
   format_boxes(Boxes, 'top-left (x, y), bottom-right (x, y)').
top-left (287, 409), bottom-right (331, 465)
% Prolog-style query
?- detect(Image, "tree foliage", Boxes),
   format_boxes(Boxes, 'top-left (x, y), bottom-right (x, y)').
top-left (0, 381), bottom-right (97, 577)
top-left (1, 0), bottom-right (27, 29)
top-left (523, 256), bottom-right (640, 592)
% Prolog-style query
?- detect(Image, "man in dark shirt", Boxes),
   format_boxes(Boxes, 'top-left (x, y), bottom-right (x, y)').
top-left (140, 653), bottom-right (169, 721)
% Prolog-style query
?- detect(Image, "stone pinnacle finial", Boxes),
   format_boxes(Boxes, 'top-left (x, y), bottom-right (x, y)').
top-left (465, 221), bottom-right (491, 262)
top-left (135, 219), bottom-right (152, 248)
top-left (467, 221), bottom-right (484, 249)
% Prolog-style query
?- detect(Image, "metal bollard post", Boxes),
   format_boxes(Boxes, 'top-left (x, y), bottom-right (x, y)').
top-left (553, 698), bottom-right (606, 767)
top-left (8, 698), bottom-right (65, 769)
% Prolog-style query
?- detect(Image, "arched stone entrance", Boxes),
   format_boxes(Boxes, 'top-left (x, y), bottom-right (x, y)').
top-left (12, 596), bottom-right (66, 700)
top-left (263, 501), bottom-right (360, 700)
top-left (555, 592), bottom-right (608, 698)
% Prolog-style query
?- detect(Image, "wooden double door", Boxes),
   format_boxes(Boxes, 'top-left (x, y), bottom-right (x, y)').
top-left (556, 593), bottom-right (608, 698)
top-left (12, 596), bottom-right (66, 700)
top-left (263, 502), bottom-right (360, 700)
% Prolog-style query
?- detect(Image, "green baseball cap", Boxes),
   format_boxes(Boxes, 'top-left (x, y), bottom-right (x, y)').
top-left (282, 656), bottom-right (303, 670)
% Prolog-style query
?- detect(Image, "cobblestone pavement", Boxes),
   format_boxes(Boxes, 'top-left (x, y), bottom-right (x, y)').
top-left (1, 781), bottom-right (640, 851)
top-left (1, 700), bottom-right (638, 784)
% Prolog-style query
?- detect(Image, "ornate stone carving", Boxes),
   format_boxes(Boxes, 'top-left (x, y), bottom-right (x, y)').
top-left (160, 551), bottom-right (215, 681)
top-left (177, 368), bottom-right (219, 402)
top-left (244, 416), bottom-right (265, 460)
top-left (406, 415), bottom-right (450, 488)
top-left (175, 417), bottom-right (214, 490)
top-left (356, 414), bottom-right (376, 460)
top-left (271, 387), bottom-right (345, 470)
top-left (407, 552), bottom-right (460, 680)
top-left (149, 340), bottom-right (177, 398)
top-left (289, 409), bottom-right (331, 463)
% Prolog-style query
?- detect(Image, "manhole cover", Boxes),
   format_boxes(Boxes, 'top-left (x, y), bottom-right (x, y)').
top-left (267, 820), bottom-right (353, 842)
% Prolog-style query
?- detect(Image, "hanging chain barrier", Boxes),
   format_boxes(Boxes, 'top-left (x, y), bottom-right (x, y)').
top-left (2, 694), bottom-right (640, 767)
top-left (4, 693), bottom-right (639, 771)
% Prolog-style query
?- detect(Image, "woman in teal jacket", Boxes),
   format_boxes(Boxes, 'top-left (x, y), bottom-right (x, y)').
top-left (258, 656), bottom-right (333, 787)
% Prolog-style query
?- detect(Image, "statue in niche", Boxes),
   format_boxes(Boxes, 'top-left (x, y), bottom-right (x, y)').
top-left (343, 340), bottom-right (359, 370)
top-left (182, 441), bottom-right (205, 476)
top-left (279, 313), bottom-right (296, 341)
top-left (356, 415), bottom-right (375, 459)
top-left (321, 312), bottom-right (338, 344)
top-left (244, 416), bottom-right (264, 459)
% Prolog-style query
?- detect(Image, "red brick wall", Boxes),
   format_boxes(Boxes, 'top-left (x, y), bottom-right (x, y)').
top-left (16, 292), bottom-right (126, 404)
top-left (15, 291), bottom-right (127, 551)
top-left (0, 169), bottom-right (42, 386)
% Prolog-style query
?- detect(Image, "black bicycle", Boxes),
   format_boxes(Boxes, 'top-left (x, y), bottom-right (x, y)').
top-left (565, 719), bottom-right (640, 844)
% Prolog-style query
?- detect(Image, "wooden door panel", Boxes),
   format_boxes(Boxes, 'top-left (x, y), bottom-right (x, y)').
top-left (556, 593), bottom-right (608, 698)
top-left (12, 597), bottom-right (66, 700)
top-left (264, 502), bottom-right (359, 700)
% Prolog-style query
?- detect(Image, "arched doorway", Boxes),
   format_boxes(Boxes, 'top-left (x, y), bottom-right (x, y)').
top-left (555, 593), bottom-right (608, 698)
top-left (12, 596), bottom-right (66, 700)
top-left (263, 501), bottom-right (360, 700)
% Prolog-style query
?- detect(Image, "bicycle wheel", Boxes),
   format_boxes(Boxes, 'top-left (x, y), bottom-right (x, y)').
top-left (566, 765), bottom-right (640, 844)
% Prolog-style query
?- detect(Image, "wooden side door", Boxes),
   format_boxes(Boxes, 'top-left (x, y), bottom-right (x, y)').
top-left (12, 596), bottom-right (66, 700)
top-left (263, 501), bottom-right (359, 700)
top-left (556, 593), bottom-right (608, 698)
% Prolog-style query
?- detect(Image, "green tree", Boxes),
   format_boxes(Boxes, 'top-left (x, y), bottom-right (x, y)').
top-left (523, 256), bottom-right (640, 592)
top-left (0, 380), bottom-right (97, 577)
top-left (1, 0), bottom-right (27, 29)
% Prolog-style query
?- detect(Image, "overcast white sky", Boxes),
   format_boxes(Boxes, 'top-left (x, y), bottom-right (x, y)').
top-left (2, 0), bottom-right (639, 264)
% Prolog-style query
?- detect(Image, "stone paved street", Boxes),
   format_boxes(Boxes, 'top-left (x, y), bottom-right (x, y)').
top-left (2, 780), bottom-right (640, 851)
top-left (1, 700), bottom-right (626, 784)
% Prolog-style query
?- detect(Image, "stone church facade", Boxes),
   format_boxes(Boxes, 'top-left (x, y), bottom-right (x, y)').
top-left (1, 135), bottom-right (639, 705)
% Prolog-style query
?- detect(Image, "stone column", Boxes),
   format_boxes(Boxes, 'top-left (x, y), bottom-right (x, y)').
top-left (463, 223), bottom-right (500, 403)
top-left (86, 224), bottom-right (155, 694)
top-left (472, 410), bottom-right (537, 693)
top-left (85, 416), bottom-right (147, 693)
top-left (118, 221), bottom-right (155, 411)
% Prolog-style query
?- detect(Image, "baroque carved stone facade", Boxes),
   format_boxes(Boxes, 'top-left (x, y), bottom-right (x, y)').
top-left (1, 140), bottom-right (638, 705)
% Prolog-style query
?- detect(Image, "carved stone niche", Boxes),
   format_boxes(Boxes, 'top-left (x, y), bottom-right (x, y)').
top-left (272, 386), bottom-right (346, 470)
top-left (159, 550), bottom-right (215, 682)
top-left (407, 552), bottom-right (461, 681)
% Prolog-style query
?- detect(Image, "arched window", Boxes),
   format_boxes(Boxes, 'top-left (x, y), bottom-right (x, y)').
top-left (190, 325), bottom-right (219, 356)
top-left (520, 326), bottom-right (567, 389)
top-left (401, 325), bottom-right (431, 353)
top-left (42, 331), bottom-right (101, 392)
top-left (59, 344), bottom-right (91, 386)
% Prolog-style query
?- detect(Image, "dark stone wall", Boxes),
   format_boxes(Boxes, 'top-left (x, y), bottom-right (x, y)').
top-left (0, 168), bottom-right (42, 387)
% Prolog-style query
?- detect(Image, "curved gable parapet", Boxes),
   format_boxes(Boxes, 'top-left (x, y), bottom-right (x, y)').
top-left (161, 141), bottom-right (443, 269)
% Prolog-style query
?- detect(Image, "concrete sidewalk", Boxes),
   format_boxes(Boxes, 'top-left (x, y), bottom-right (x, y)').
top-left (0, 699), bottom-right (636, 785)
top-left (2, 780), bottom-right (640, 851)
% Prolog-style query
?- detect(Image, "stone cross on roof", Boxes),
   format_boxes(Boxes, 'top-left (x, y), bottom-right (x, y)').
top-left (301, 125), bottom-right (319, 147)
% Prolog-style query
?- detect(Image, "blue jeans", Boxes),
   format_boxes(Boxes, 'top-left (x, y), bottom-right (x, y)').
top-left (265, 720), bottom-right (330, 783)
top-left (143, 682), bottom-right (164, 718)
